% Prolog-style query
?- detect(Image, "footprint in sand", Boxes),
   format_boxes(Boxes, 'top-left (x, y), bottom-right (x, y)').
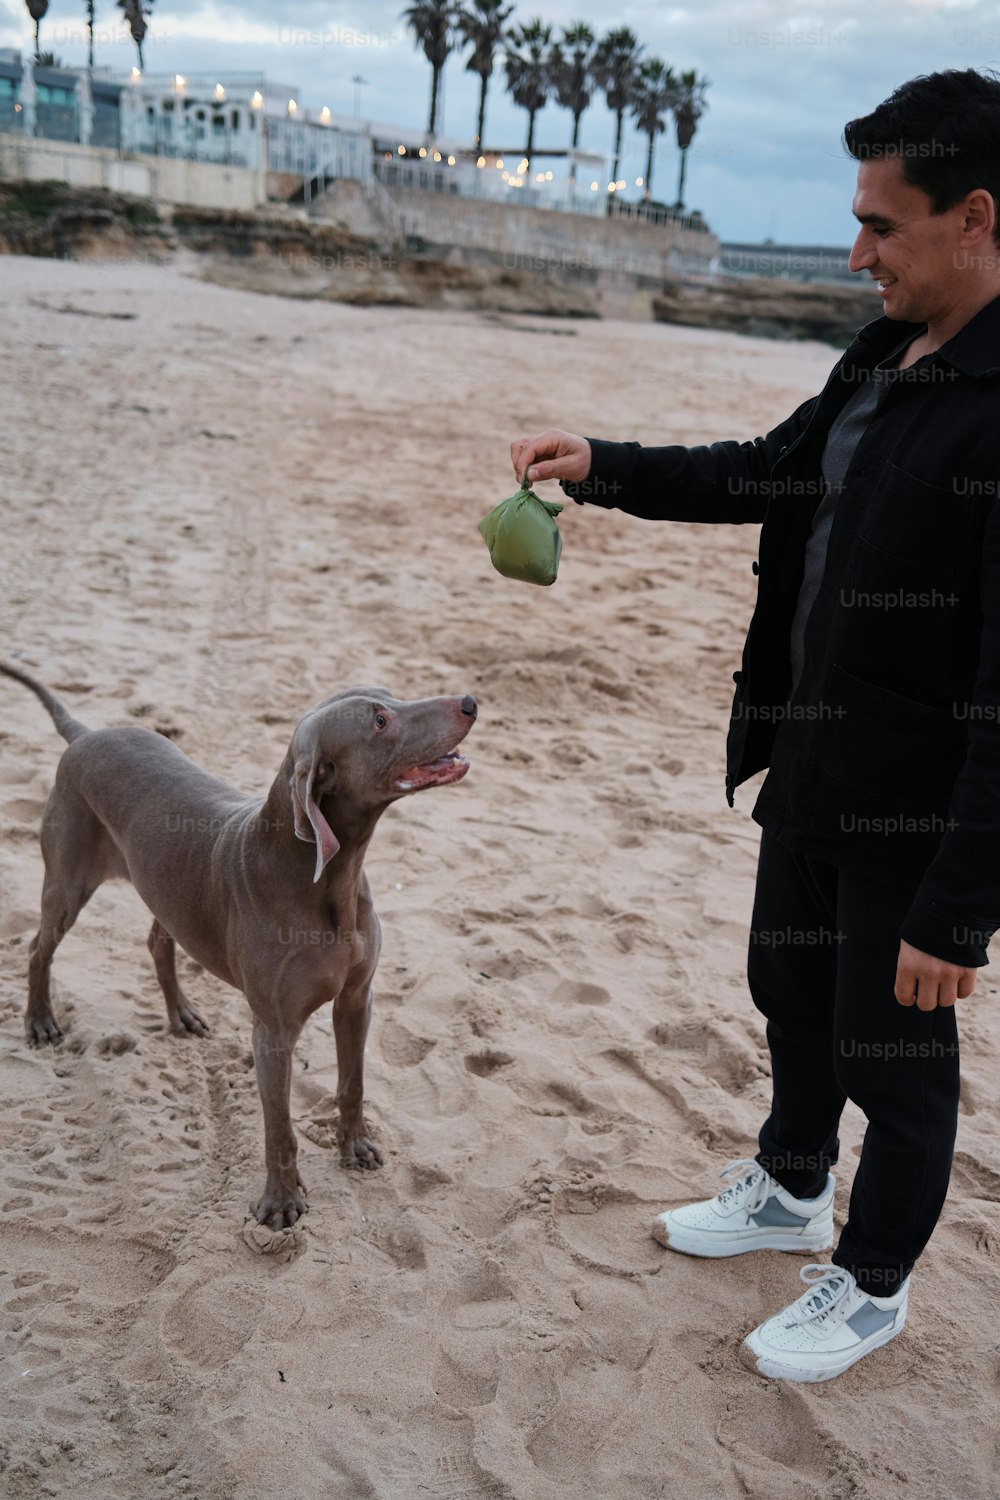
top-left (951, 1150), bottom-right (1000, 1203)
top-left (551, 1183), bottom-right (665, 1278)
top-left (378, 1015), bottom-right (436, 1068)
top-left (464, 1049), bottom-right (513, 1078)
top-left (161, 1273), bottom-right (292, 1369)
top-left (649, 1013), bottom-right (767, 1095)
top-left (431, 1260), bottom-right (517, 1410)
top-left (548, 979), bottom-right (610, 1007)
top-left (0, 906), bottom-right (39, 939)
top-left (1, 794), bottom-right (48, 823)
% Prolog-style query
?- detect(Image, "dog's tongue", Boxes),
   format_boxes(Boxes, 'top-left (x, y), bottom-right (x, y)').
top-left (395, 750), bottom-right (469, 792)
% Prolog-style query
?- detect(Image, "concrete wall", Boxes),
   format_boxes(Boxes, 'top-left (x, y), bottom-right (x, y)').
top-left (0, 132), bottom-right (263, 210)
top-left (315, 178), bottom-right (719, 280)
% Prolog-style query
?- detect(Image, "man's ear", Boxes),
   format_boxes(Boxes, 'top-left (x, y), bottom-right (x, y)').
top-left (290, 754), bottom-right (340, 883)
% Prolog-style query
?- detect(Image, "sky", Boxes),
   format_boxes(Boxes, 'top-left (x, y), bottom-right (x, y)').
top-left (1, 0), bottom-right (997, 243)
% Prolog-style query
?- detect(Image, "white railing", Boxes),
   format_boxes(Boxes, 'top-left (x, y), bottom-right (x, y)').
top-left (373, 154), bottom-right (607, 218)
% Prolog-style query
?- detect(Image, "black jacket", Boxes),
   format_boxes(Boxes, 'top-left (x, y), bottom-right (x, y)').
top-left (561, 293), bottom-right (1000, 968)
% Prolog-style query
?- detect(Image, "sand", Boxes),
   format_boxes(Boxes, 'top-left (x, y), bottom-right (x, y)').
top-left (0, 255), bottom-right (998, 1500)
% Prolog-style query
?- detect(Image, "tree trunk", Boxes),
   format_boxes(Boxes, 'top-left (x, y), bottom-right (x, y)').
top-left (428, 65), bottom-right (440, 136)
top-left (612, 108), bottom-right (624, 184)
top-left (525, 107), bottom-right (536, 169)
top-left (138, 38), bottom-right (145, 71)
top-left (88, 2), bottom-right (95, 69)
top-left (571, 111), bottom-right (581, 149)
top-left (476, 74), bottom-right (488, 149)
top-left (676, 146), bottom-right (688, 210)
top-left (644, 132), bottom-right (655, 199)
top-left (34, 18), bottom-right (40, 59)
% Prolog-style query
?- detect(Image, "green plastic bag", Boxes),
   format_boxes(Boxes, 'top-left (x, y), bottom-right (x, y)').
top-left (478, 477), bottom-right (563, 587)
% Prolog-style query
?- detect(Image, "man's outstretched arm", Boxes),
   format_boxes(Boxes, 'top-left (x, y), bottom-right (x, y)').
top-left (510, 393), bottom-right (820, 526)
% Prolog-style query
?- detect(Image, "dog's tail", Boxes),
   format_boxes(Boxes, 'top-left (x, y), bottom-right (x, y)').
top-left (1, 662), bottom-right (90, 744)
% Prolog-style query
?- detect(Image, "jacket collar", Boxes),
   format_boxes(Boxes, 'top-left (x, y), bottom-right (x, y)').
top-left (851, 289), bottom-right (1000, 377)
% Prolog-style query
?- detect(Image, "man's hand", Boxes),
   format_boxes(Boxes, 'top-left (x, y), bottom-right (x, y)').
top-left (894, 939), bottom-right (977, 1010)
top-left (510, 429), bottom-right (591, 487)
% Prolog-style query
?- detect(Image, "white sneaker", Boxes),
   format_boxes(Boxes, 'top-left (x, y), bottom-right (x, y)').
top-left (652, 1158), bottom-right (834, 1257)
top-left (743, 1263), bottom-right (909, 1382)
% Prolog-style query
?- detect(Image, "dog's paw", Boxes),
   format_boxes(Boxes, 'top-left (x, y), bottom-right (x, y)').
top-left (169, 999), bottom-right (210, 1038)
top-left (25, 1010), bottom-right (64, 1046)
top-left (252, 1179), bottom-right (309, 1230)
top-left (339, 1135), bottom-right (384, 1171)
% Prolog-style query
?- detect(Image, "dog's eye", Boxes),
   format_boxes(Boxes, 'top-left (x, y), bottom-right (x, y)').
top-left (375, 713), bottom-right (387, 730)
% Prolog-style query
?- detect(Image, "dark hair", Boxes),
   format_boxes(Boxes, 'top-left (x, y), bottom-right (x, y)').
top-left (843, 69), bottom-right (1000, 248)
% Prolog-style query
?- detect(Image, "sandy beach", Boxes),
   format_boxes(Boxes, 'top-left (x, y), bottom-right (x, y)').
top-left (1, 254), bottom-right (998, 1499)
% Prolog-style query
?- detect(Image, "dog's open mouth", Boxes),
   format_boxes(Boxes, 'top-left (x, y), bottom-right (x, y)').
top-left (393, 749), bottom-right (470, 793)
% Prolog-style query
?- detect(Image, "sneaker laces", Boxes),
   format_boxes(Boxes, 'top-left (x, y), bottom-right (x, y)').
top-left (787, 1264), bottom-right (853, 1327)
top-left (715, 1158), bottom-right (772, 1216)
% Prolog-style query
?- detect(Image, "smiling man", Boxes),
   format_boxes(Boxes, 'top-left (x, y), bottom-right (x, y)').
top-left (509, 69), bottom-right (1000, 1381)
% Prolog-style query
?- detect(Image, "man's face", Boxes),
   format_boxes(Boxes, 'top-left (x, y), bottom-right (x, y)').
top-left (847, 156), bottom-right (972, 323)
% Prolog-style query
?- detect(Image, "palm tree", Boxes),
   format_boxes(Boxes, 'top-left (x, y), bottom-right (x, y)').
top-left (118, 0), bottom-right (153, 71)
top-left (550, 20), bottom-right (596, 180)
top-left (672, 68), bottom-right (709, 211)
top-left (402, 1), bottom-right (461, 138)
top-left (631, 58), bottom-right (676, 202)
top-left (24, 0), bottom-right (48, 61)
top-left (592, 26), bottom-right (644, 189)
top-left (504, 19), bottom-right (554, 172)
top-left (459, 0), bottom-right (514, 152)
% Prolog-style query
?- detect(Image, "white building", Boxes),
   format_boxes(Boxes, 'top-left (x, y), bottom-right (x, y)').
top-left (0, 55), bottom-right (661, 223)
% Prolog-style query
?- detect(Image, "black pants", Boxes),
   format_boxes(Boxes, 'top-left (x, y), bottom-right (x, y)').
top-left (749, 830), bottom-right (960, 1297)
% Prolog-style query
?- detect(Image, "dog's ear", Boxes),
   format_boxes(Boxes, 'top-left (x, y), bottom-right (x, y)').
top-left (291, 754), bottom-right (340, 883)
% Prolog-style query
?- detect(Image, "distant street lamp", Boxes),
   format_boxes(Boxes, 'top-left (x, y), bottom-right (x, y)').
top-left (351, 74), bottom-right (367, 118)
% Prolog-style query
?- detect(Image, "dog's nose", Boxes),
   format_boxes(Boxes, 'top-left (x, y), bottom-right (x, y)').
top-left (460, 695), bottom-right (477, 719)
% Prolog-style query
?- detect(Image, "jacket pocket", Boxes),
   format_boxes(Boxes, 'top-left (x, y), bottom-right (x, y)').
top-left (807, 664), bottom-right (968, 847)
top-left (859, 462), bottom-right (971, 577)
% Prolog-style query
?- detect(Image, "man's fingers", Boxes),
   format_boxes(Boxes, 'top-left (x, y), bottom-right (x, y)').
top-left (510, 440), bottom-right (531, 478)
top-left (894, 960), bottom-right (918, 1006)
top-left (916, 982), bottom-right (940, 1012)
top-left (511, 431), bottom-right (558, 482)
top-left (896, 941), bottom-right (976, 1012)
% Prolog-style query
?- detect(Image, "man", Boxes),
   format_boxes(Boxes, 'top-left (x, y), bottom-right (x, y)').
top-left (509, 68), bottom-right (1000, 1382)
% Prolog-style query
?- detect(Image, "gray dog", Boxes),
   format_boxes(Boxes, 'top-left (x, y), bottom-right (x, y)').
top-left (1, 662), bottom-right (476, 1229)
